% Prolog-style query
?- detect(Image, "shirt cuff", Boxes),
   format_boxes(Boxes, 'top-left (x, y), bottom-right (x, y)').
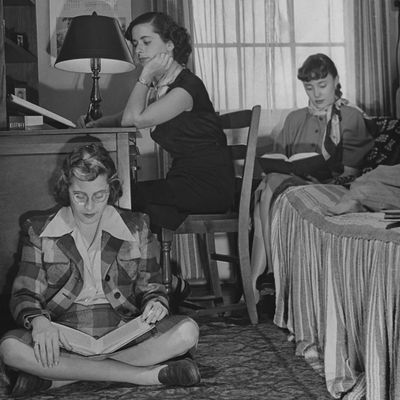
top-left (23, 312), bottom-right (51, 329)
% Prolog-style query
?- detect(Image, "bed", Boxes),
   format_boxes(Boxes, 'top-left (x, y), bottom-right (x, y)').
top-left (254, 116), bottom-right (400, 399)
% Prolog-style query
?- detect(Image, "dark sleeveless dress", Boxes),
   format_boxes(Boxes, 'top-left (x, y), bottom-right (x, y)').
top-left (132, 69), bottom-right (235, 231)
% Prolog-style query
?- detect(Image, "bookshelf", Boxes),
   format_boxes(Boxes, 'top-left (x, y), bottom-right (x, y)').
top-left (0, 0), bottom-right (38, 129)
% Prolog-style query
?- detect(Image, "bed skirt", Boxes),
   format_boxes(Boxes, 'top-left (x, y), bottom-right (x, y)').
top-left (270, 184), bottom-right (400, 399)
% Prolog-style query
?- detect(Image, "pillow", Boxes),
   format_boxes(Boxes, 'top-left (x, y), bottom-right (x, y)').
top-left (361, 117), bottom-right (400, 174)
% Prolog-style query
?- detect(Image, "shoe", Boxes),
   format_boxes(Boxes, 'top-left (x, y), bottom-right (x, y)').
top-left (158, 358), bottom-right (201, 387)
top-left (10, 372), bottom-right (51, 398)
top-left (172, 277), bottom-right (191, 304)
top-left (256, 272), bottom-right (275, 296)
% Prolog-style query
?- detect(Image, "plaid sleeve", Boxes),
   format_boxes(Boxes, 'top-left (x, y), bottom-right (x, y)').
top-left (134, 214), bottom-right (169, 312)
top-left (10, 219), bottom-right (51, 328)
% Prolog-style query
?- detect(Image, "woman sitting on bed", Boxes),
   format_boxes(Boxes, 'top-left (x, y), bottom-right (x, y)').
top-left (253, 53), bottom-right (375, 297)
top-left (272, 53), bottom-right (374, 183)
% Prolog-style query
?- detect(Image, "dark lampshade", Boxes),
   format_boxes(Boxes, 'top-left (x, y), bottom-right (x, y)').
top-left (54, 13), bottom-right (134, 73)
top-left (54, 12), bottom-right (134, 122)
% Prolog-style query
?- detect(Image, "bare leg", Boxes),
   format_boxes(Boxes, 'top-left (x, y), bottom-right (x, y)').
top-left (110, 317), bottom-right (199, 366)
top-left (1, 339), bottom-right (164, 386)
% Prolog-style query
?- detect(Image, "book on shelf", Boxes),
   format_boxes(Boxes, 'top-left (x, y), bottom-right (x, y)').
top-left (7, 94), bottom-right (76, 129)
top-left (257, 152), bottom-right (330, 180)
top-left (53, 315), bottom-right (155, 357)
top-left (8, 114), bottom-right (44, 130)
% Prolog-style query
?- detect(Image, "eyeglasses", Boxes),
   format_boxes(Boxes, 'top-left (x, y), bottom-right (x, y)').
top-left (70, 190), bottom-right (110, 205)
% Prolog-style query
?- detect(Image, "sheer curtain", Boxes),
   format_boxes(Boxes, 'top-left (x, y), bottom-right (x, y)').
top-left (189, 0), bottom-right (395, 117)
top-left (189, 0), bottom-right (356, 112)
top-left (190, 0), bottom-right (291, 111)
top-left (354, 0), bottom-right (395, 116)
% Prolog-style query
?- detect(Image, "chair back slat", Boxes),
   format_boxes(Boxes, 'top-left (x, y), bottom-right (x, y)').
top-left (219, 109), bottom-right (253, 130)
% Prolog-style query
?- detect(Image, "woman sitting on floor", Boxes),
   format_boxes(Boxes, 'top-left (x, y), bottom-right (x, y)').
top-left (0, 143), bottom-right (200, 397)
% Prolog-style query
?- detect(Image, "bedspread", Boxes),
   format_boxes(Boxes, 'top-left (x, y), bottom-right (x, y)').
top-left (266, 184), bottom-right (400, 399)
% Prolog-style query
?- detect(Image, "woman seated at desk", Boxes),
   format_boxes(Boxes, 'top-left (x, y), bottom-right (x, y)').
top-left (0, 143), bottom-right (200, 397)
top-left (78, 12), bottom-right (235, 304)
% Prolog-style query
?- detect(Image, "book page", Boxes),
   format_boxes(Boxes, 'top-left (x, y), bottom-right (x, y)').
top-left (52, 322), bottom-right (98, 356)
top-left (260, 153), bottom-right (288, 160)
top-left (100, 316), bottom-right (153, 354)
top-left (288, 152), bottom-right (320, 161)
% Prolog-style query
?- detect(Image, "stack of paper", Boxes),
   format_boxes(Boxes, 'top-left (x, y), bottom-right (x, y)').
top-left (383, 210), bottom-right (400, 221)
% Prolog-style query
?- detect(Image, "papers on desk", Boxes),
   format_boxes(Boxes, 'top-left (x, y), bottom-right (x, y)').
top-left (8, 94), bottom-right (76, 128)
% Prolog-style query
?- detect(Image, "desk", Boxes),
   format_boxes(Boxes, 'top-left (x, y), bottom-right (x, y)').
top-left (0, 127), bottom-right (138, 294)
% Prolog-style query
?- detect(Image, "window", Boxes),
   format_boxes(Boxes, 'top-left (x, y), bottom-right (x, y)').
top-left (191, 0), bottom-right (354, 111)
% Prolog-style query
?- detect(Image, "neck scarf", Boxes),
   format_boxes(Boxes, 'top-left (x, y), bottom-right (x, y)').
top-left (308, 98), bottom-right (369, 160)
top-left (146, 61), bottom-right (184, 106)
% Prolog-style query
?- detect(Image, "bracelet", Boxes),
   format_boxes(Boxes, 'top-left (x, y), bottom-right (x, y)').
top-left (137, 76), bottom-right (151, 88)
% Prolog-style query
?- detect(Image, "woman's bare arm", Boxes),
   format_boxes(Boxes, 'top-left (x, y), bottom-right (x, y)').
top-left (121, 54), bottom-right (193, 129)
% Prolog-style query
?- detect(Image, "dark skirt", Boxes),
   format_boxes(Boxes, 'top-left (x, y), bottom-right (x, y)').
top-left (132, 148), bottom-right (235, 230)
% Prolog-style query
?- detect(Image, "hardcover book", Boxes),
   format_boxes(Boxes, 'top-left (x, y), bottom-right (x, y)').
top-left (257, 152), bottom-right (330, 180)
top-left (53, 315), bottom-right (155, 356)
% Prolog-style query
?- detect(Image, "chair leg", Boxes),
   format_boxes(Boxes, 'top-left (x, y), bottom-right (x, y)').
top-left (160, 228), bottom-right (174, 295)
top-left (204, 233), bottom-right (224, 304)
top-left (238, 229), bottom-right (259, 324)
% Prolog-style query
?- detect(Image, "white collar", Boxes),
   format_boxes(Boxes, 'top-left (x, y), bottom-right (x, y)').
top-left (40, 205), bottom-right (136, 243)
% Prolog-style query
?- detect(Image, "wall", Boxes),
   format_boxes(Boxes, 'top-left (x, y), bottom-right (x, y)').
top-left (35, 0), bottom-right (157, 181)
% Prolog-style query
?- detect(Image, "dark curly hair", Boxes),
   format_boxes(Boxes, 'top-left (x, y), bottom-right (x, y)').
top-left (54, 143), bottom-right (122, 206)
top-left (297, 53), bottom-right (342, 98)
top-left (125, 12), bottom-right (192, 65)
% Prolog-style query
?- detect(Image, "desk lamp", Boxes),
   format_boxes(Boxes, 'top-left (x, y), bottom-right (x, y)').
top-left (54, 12), bottom-right (134, 122)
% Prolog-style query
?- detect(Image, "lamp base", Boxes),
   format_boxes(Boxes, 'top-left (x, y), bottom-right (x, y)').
top-left (85, 102), bottom-right (102, 123)
top-left (85, 58), bottom-right (102, 123)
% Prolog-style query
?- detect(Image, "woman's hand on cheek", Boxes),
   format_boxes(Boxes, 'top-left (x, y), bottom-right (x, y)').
top-left (142, 53), bottom-right (174, 80)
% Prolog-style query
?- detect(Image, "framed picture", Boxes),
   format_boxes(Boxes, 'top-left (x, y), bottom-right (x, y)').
top-left (14, 87), bottom-right (27, 100)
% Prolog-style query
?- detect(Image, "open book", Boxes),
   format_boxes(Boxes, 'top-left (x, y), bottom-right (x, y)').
top-left (52, 315), bottom-right (155, 356)
top-left (257, 152), bottom-right (330, 180)
top-left (8, 94), bottom-right (76, 128)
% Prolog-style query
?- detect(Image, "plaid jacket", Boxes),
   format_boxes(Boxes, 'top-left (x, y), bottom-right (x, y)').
top-left (10, 208), bottom-right (168, 328)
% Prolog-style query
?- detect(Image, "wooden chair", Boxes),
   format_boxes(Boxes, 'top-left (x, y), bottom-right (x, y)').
top-left (160, 105), bottom-right (261, 325)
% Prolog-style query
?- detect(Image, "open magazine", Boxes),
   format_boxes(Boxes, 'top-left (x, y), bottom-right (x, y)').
top-left (8, 94), bottom-right (76, 128)
top-left (257, 152), bottom-right (330, 180)
top-left (53, 315), bottom-right (155, 356)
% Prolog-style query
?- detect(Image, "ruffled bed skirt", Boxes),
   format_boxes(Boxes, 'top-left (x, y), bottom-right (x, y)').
top-left (269, 184), bottom-right (400, 399)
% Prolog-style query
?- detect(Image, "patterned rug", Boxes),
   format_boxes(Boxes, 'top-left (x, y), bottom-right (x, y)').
top-left (0, 307), bottom-right (332, 400)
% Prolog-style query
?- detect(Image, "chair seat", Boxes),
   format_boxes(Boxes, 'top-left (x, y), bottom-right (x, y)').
top-left (175, 212), bottom-right (239, 234)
